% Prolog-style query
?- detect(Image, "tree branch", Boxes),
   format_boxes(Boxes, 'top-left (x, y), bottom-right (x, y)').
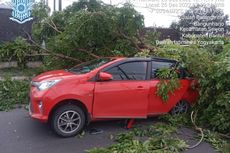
top-left (135, 33), bottom-right (156, 52)
top-left (219, 133), bottom-right (230, 139)
top-left (25, 53), bottom-right (50, 56)
top-left (187, 111), bottom-right (204, 149)
top-left (45, 19), bottom-right (62, 33)
top-left (117, 30), bottom-right (156, 54)
top-left (117, 30), bottom-right (142, 52)
top-left (24, 31), bottom-right (82, 63)
top-left (75, 48), bottom-right (100, 58)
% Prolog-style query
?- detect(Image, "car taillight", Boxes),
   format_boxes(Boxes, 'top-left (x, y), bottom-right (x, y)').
top-left (190, 80), bottom-right (199, 90)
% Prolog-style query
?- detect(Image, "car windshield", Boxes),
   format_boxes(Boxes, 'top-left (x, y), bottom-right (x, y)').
top-left (68, 58), bottom-right (112, 74)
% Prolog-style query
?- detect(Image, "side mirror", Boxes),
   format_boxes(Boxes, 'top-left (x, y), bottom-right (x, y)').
top-left (98, 72), bottom-right (113, 81)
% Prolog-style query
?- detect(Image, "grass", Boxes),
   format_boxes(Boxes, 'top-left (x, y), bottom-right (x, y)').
top-left (0, 78), bottom-right (29, 111)
top-left (0, 67), bottom-right (37, 111)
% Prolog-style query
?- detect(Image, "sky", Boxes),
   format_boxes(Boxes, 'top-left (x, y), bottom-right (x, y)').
top-left (1, 0), bottom-right (230, 27)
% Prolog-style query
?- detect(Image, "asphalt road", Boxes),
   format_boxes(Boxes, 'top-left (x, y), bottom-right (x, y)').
top-left (0, 108), bottom-right (216, 153)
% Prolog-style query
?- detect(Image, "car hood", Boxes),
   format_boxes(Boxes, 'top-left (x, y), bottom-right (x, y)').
top-left (32, 70), bottom-right (84, 82)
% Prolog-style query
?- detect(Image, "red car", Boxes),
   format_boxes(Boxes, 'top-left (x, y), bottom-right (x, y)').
top-left (29, 57), bottom-right (198, 137)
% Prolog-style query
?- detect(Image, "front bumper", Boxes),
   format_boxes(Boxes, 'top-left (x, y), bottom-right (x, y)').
top-left (29, 103), bottom-right (47, 123)
top-left (29, 87), bottom-right (48, 123)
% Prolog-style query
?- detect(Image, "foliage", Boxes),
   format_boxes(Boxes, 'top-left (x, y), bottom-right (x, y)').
top-left (180, 46), bottom-right (214, 78)
top-left (0, 37), bottom-right (35, 68)
top-left (151, 40), bottom-right (230, 133)
top-left (134, 47), bottom-right (180, 102)
top-left (86, 148), bottom-right (110, 153)
top-left (195, 48), bottom-right (230, 133)
top-left (31, 0), bottom-right (148, 68)
top-left (155, 41), bottom-right (184, 60)
top-left (143, 137), bottom-right (188, 153)
top-left (133, 30), bottom-right (229, 133)
top-left (86, 123), bottom-right (188, 153)
top-left (158, 115), bottom-right (230, 153)
top-left (159, 114), bottom-right (191, 127)
top-left (155, 68), bottom-right (180, 102)
top-left (134, 49), bottom-right (150, 58)
top-left (32, 1), bottom-right (51, 44)
top-left (203, 130), bottom-right (230, 153)
top-left (0, 78), bottom-right (29, 111)
top-left (131, 122), bottom-right (177, 137)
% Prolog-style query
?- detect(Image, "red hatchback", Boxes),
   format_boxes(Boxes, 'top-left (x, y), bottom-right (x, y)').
top-left (29, 57), bottom-right (198, 137)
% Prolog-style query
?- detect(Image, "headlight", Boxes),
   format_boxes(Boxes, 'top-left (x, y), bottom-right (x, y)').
top-left (36, 79), bottom-right (62, 91)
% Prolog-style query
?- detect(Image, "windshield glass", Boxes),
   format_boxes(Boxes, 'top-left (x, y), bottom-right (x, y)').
top-left (68, 58), bottom-right (113, 74)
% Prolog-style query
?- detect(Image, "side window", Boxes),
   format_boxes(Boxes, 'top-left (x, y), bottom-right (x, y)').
top-left (106, 62), bottom-right (147, 81)
top-left (105, 66), bottom-right (126, 80)
top-left (151, 61), bottom-right (174, 79)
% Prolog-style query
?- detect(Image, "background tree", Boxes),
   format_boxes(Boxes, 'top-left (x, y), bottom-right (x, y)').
top-left (171, 5), bottom-right (229, 38)
top-left (30, 0), bottom-right (155, 68)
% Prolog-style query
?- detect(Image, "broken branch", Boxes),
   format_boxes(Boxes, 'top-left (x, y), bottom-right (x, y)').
top-left (23, 30), bottom-right (82, 63)
top-left (187, 111), bottom-right (204, 149)
top-left (45, 19), bottom-right (62, 33)
top-left (117, 30), bottom-right (142, 52)
top-left (75, 48), bottom-right (100, 58)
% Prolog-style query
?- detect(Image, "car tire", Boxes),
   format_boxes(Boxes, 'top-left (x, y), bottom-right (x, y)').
top-left (170, 100), bottom-right (189, 115)
top-left (51, 104), bottom-right (86, 137)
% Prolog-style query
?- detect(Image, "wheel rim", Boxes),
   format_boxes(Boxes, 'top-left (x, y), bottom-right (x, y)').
top-left (172, 101), bottom-right (188, 115)
top-left (57, 110), bottom-right (81, 134)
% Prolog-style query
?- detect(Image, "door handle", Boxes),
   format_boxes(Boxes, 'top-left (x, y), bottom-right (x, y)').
top-left (137, 86), bottom-right (143, 89)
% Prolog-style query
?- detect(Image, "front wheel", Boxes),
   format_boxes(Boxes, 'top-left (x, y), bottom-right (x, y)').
top-left (51, 104), bottom-right (86, 137)
top-left (170, 100), bottom-right (189, 115)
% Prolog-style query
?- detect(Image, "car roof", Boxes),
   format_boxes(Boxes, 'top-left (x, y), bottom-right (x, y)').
top-left (151, 57), bottom-right (178, 63)
top-left (120, 57), bottom-right (177, 63)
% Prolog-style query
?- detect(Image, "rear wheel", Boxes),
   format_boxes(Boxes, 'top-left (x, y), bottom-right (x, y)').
top-left (171, 100), bottom-right (189, 115)
top-left (51, 104), bottom-right (86, 137)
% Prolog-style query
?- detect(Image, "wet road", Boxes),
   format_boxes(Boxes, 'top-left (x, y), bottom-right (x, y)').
top-left (0, 108), bottom-right (216, 153)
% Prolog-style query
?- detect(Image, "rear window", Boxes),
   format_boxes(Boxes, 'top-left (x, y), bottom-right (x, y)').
top-left (151, 61), bottom-right (175, 78)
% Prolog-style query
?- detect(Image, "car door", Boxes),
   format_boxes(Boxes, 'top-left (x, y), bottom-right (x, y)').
top-left (147, 60), bottom-right (191, 115)
top-left (93, 61), bottom-right (150, 118)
